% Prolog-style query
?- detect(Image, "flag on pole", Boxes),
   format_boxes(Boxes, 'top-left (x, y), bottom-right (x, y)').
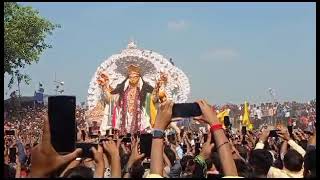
top-left (242, 101), bottom-right (253, 130)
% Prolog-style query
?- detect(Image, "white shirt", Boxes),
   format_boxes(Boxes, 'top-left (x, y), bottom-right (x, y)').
top-left (256, 109), bottom-right (262, 119)
top-left (176, 145), bottom-right (183, 159)
top-left (285, 111), bottom-right (290, 118)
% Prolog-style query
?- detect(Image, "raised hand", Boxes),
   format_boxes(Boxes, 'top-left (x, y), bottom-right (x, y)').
top-left (91, 144), bottom-right (104, 165)
top-left (277, 127), bottom-right (291, 141)
top-left (259, 128), bottom-right (270, 142)
top-left (102, 140), bottom-right (121, 178)
top-left (196, 100), bottom-right (219, 125)
top-left (154, 100), bottom-right (174, 131)
top-left (199, 132), bottom-right (215, 160)
top-left (91, 145), bottom-right (104, 178)
top-left (102, 140), bottom-right (119, 157)
top-left (30, 115), bottom-right (82, 178)
top-left (127, 138), bottom-right (145, 167)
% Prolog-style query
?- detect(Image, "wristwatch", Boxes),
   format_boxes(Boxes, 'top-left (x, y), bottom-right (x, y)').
top-left (152, 129), bottom-right (165, 139)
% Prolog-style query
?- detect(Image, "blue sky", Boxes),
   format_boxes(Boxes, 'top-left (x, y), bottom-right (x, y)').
top-left (4, 2), bottom-right (316, 105)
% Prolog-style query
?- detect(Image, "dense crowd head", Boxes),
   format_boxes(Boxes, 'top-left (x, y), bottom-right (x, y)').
top-left (4, 99), bottom-right (316, 178)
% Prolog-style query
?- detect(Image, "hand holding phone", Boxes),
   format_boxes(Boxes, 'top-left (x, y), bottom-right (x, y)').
top-left (5, 130), bottom-right (15, 136)
top-left (75, 143), bottom-right (97, 158)
top-left (172, 103), bottom-right (202, 118)
top-left (269, 130), bottom-right (280, 137)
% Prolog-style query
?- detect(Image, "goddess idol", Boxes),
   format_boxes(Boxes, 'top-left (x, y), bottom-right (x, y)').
top-left (86, 41), bottom-right (191, 136)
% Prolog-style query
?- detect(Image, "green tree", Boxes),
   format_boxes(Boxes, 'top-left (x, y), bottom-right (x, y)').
top-left (4, 2), bottom-right (60, 89)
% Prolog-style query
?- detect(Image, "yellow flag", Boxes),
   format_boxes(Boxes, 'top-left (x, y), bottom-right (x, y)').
top-left (242, 101), bottom-right (252, 127)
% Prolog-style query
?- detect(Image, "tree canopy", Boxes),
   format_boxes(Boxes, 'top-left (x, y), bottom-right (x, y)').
top-left (4, 2), bottom-right (60, 89)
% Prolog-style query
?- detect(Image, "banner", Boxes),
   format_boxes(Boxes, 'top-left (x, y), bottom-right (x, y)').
top-left (34, 91), bottom-right (44, 103)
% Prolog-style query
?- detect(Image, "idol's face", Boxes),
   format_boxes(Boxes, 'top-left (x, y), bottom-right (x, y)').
top-left (129, 74), bottom-right (139, 85)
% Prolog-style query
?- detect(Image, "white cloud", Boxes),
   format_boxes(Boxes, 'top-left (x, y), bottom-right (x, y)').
top-left (203, 48), bottom-right (239, 61)
top-left (167, 20), bottom-right (188, 31)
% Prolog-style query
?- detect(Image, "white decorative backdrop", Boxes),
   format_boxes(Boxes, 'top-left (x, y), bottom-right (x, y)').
top-left (87, 42), bottom-right (191, 110)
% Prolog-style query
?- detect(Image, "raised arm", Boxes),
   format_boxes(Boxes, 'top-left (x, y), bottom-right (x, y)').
top-left (197, 100), bottom-right (238, 177)
top-left (102, 140), bottom-right (121, 178)
top-left (123, 138), bottom-right (145, 178)
top-left (277, 127), bottom-right (306, 157)
top-left (149, 100), bottom-right (173, 177)
top-left (280, 140), bottom-right (288, 160)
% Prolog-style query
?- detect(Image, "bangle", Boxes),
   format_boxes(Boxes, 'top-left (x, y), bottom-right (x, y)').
top-left (216, 141), bottom-right (229, 150)
top-left (210, 124), bottom-right (223, 133)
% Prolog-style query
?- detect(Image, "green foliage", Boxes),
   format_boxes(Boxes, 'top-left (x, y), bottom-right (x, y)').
top-left (4, 2), bottom-right (60, 89)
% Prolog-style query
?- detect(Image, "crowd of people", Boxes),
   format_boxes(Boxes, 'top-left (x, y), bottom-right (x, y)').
top-left (4, 99), bottom-right (316, 178)
top-left (219, 99), bottom-right (316, 131)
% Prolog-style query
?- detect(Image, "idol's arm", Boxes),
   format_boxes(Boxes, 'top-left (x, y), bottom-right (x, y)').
top-left (151, 86), bottom-right (160, 103)
top-left (100, 85), bottom-right (113, 104)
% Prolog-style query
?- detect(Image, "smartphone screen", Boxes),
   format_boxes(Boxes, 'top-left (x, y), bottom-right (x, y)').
top-left (140, 133), bottom-right (152, 158)
top-left (224, 116), bottom-right (231, 127)
top-left (75, 143), bottom-right (97, 158)
top-left (122, 137), bottom-right (131, 143)
top-left (9, 148), bottom-right (16, 163)
top-left (195, 142), bottom-right (201, 155)
top-left (288, 126), bottom-right (293, 137)
top-left (48, 96), bottom-right (76, 154)
top-left (172, 103), bottom-right (202, 118)
top-left (143, 162), bottom-right (150, 169)
top-left (241, 126), bottom-right (247, 135)
top-left (182, 145), bottom-right (187, 154)
top-left (126, 133), bottom-right (132, 138)
top-left (269, 130), bottom-right (279, 137)
top-left (5, 130), bottom-right (15, 136)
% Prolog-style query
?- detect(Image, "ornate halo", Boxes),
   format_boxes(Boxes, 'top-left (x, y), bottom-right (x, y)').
top-left (87, 41), bottom-right (191, 110)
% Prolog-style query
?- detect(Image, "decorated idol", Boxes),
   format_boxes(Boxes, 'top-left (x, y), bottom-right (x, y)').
top-left (87, 40), bottom-right (190, 135)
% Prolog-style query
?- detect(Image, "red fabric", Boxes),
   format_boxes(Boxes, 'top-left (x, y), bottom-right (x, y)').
top-left (210, 124), bottom-right (223, 133)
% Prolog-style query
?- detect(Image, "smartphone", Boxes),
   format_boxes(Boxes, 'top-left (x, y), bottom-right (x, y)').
top-left (182, 145), bottom-right (187, 154)
top-left (195, 142), bottom-right (201, 155)
top-left (48, 96), bottom-right (76, 154)
top-left (126, 133), bottom-right (132, 138)
top-left (203, 133), bottom-right (214, 144)
top-left (122, 137), bottom-right (131, 143)
top-left (172, 103), bottom-right (202, 118)
top-left (81, 130), bottom-right (86, 140)
top-left (288, 126), bottom-right (293, 137)
top-left (106, 134), bottom-right (114, 139)
top-left (9, 148), bottom-right (16, 163)
top-left (5, 130), bottom-right (15, 136)
top-left (75, 143), bottom-right (98, 158)
top-left (304, 131), bottom-right (314, 135)
top-left (99, 138), bottom-right (107, 144)
top-left (140, 133), bottom-right (153, 158)
top-left (105, 129), bottom-right (110, 136)
top-left (224, 116), bottom-right (231, 127)
top-left (203, 133), bottom-right (208, 142)
top-left (143, 162), bottom-right (150, 169)
top-left (241, 126), bottom-right (247, 135)
top-left (269, 130), bottom-right (280, 137)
